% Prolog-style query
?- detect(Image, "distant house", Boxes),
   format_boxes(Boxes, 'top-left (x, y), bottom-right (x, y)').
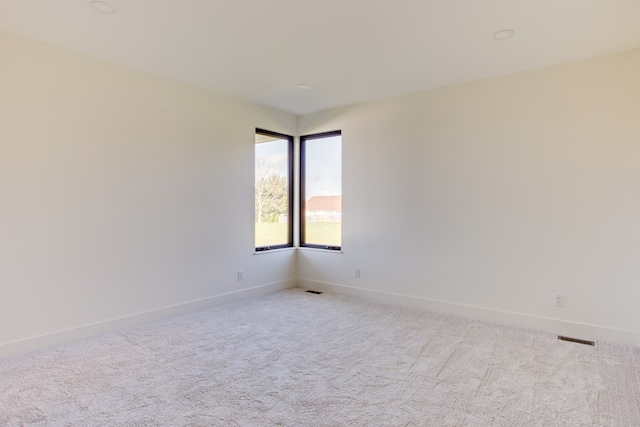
top-left (305, 195), bottom-right (342, 222)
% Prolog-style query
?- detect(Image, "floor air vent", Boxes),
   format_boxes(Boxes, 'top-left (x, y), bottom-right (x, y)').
top-left (306, 290), bottom-right (323, 295)
top-left (558, 335), bottom-right (595, 346)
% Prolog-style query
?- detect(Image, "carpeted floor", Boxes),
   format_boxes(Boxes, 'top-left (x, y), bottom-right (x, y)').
top-left (1, 288), bottom-right (639, 426)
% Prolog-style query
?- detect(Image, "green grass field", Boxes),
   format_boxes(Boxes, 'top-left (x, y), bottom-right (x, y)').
top-left (255, 222), bottom-right (341, 247)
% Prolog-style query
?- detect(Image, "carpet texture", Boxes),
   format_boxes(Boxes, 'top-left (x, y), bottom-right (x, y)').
top-left (1, 288), bottom-right (639, 426)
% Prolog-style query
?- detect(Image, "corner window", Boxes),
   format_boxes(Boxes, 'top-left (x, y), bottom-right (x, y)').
top-left (255, 129), bottom-right (293, 251)
top-left (300, 131), bottom-right (342, 250)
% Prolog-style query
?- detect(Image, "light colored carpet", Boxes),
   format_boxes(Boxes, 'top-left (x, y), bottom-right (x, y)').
top-left (1, 288), bottom-right (639, 426)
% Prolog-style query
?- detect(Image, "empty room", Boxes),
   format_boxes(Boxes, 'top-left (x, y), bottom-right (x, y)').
top-left (1, 0), bottom-right (639, 425)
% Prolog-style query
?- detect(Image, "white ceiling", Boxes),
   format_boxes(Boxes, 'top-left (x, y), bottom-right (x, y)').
top-left (1, 0), bottom-right (640, 115)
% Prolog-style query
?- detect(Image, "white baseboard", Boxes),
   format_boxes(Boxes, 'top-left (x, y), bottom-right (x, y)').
top-left (298, 279), bottom-right (639, 348)
top-left (1, 280), bottom-right (295, 360)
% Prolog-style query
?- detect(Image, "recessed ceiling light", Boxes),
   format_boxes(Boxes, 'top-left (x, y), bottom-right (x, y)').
top-left (89, 1), bottom-right (115, 14)
top-left (296, 84), bottom-right (311, 91)
top-left (492, 29), bottom-right (515, 40)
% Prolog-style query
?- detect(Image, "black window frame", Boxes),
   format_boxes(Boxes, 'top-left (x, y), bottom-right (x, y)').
top-left (299, 130), bottom-right (342, 251)
top-left (254, 128), bottom-right (294, 252)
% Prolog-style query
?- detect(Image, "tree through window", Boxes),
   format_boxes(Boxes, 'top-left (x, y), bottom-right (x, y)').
top-left (255, 129), bottom-right (293, 250)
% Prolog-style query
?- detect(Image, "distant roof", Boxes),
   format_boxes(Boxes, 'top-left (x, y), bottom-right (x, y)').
top-left (306, 195), bottom-right (342, 212)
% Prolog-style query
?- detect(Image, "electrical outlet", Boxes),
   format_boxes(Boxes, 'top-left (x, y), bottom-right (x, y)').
top-left (554, 293), bottom-right (565, 307)
top-left (237, 271), bottom-right (244, 282)
top-left (354, 268), bottom-right (361, 279)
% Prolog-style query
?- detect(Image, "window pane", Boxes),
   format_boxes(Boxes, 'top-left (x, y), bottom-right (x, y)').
top-left (255, 130), bottom-right (292, 249)
top-left (301, 132), bottom-right (342, 249)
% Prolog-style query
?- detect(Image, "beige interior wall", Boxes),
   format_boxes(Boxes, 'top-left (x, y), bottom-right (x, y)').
top-left (297, 49), bottom-right (640, 345)
top-left (2, 28), bottom-right (638, 354)
top-left (0, 31), bottom-right (296, 354)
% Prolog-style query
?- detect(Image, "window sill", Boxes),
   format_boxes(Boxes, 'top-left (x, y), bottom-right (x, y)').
top-left (253, 247), bottom-right (296, 255)
top-left (296, 247), bottom-right (343, 254)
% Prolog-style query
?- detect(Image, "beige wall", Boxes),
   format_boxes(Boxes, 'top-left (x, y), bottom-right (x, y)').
top-left (298, 49), bottom-right (640, 345)
top-left (0, 31), bottom-right (297, 357)
top-left (2, 28), bottom-right (638, 355)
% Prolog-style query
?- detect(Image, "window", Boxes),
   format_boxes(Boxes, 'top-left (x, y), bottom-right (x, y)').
top-left (255, 129), bottom-right (293, 251)
top-left (300, 131), bottom-right (342, 250)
